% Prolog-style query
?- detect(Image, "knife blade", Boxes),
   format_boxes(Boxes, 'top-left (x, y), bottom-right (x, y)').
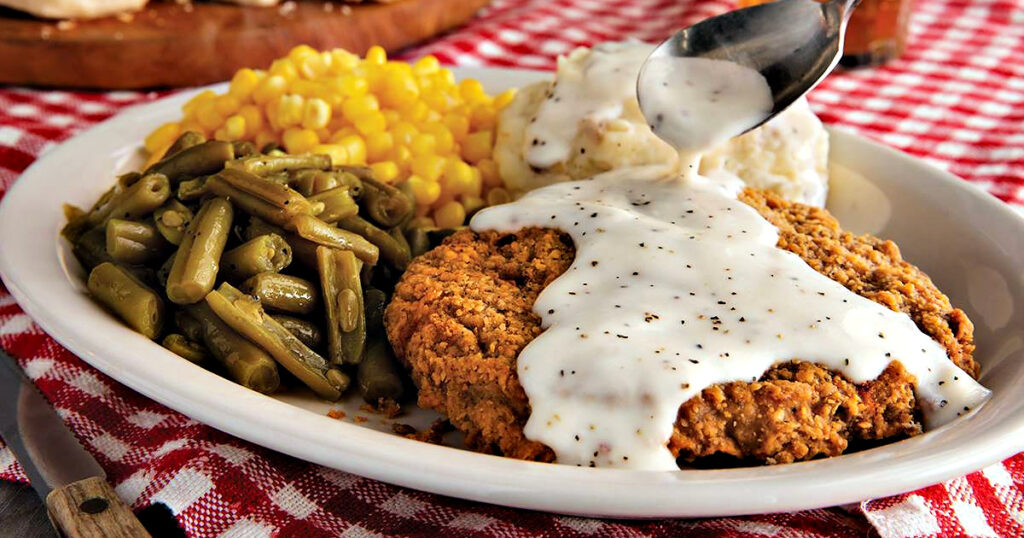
top-left (0, 348), bottom-right (150, 537)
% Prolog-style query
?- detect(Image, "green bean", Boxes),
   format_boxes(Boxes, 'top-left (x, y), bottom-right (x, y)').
top-left (87, 262), bottom-right (165, 339)
top-left (317, 246), bottom-right (365, 365)
top-left (240, 272), bottom-right (319, 315)
top-left (405, 227), bottom-right (430, 258)
top-left (146, 140), bottom-right (234, 184)
top-left (206, 283), bottom-right (343, 400)
top-left (216, 168), bottom-right (317, 216)
top-left (327, 368), bottom-right (351, 394)
top-left (207, 175), bottom-right (314, 228)
top-left (182, 304), bottom-right (280, 393)
top-left (273, 314), bottom-right (323, 349)
top-left (336, 215), bottom-right (408, 269)
top-left (245, 218), bottom-right (319, 268)
top-left (363, 288), bottom-right (387, 337)
top-left (231, 140), bottom-right (259, 158)
top-left (358, 339), bottom-right (405, 404)
top-left (177, 176), bottom-right (209, 201)
top-left (72, 226), bottom-right (114, 271)
top-left (105, 219), bottom-right (170, 265)
top-left (260, 142), bottom-right (283, 154)
top-left (220, 234), bottom-right (292, 282)
top-left (290, 169), bottom-right (336, 197)
top-left (74, 173), bottom-right (171, 232)
top-left (153, 199), bottom-right (194, 246)
top-left (349, 169), bottom-right (413, 228)
top-left (166, 197), bottom-right (234, 304)
top-left (165, 131), bottom-right (206, 158)
top-left (161, 333), bottom-right (206, 363)
top-left (337, 288), bottom-right (359, 332)
top-left (309, 187), bottom-right (359, 224)
top-left (157, 253), bottom-right (175, 288)
top-left (289, 214), bottom-right (379, 266)
top-left (228, 153), bottom-right (332, 176)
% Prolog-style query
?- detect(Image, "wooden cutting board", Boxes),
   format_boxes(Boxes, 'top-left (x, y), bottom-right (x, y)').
top-left (0, 0), bottom-right (489, 90)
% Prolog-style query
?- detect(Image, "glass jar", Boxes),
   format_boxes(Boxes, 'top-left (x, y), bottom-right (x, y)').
top-left (737, 0), bottom-right (913, 67)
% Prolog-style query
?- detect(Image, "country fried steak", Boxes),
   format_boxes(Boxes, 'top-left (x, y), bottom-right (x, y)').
top-left (384, 188), bottom-right (978, 465)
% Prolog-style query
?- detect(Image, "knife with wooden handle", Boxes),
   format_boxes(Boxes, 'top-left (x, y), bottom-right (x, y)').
top-left (0, 348), bottom-right (150, 537)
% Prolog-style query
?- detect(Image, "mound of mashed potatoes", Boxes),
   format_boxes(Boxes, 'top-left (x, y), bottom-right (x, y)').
top-left (494, 42), bottom-right (830, 206)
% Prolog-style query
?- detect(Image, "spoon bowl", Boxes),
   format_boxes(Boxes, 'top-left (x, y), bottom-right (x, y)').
top-left (639, 0), bottom-right (858, 136)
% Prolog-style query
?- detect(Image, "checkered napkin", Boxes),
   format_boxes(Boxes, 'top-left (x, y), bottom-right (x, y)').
top-left (1, 0), bottom-right (1023, 536)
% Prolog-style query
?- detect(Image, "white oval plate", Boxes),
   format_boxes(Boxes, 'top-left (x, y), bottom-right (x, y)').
top-left (2, 68), bottom-right (1023, 519)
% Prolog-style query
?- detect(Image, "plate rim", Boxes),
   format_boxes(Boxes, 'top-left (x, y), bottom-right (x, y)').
top-left (1, 67), bottom-right (1023, 519)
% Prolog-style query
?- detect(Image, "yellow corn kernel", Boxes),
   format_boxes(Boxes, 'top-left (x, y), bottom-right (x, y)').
top-left (461, 130), bottom-right (492, 163)
top-left (341, 94), bottom-right (380, 122)
top-left (228, 68), bottom-right (262, 101)
top-left (302, 98), bottom-right (332, 130)
top-left (294, 51), bottom-right (326, 80)
top-left (214, 94), bottom-right (241, 117)
top-left (282, 127), bottom-right (320, 154)
top-left (443, 159), bottom-right (480, 197)
top-left (486, 187), bottom-right (511, 206)
top-left (182, 89), bottom-right (216, 115)
top-left (365, 45), bottom-right (387, 65)
top-left (459, 79), bottom-right (487, 103)
top-left (276, 94), bottom-right (305, 128)
top-left (316, 128), bottom-right (332, 142)
top-left (238, 105), bottom-right (263, 138)
top-left (365, 131), bottom-right (394, 161)
top-left (477, 158), bottom-right (502, 188)
top-left (461, 194), bottom-right (486, 215)
top-left (330, 49), bottom-right (360, 72)
top-left (381, 109), bottom-right (401, 127)
top-left (312, 144), bottom-right (348, 166)
top-left (289, 79), bottom-right (320, 98)
top-left (391, 121), bottom-right (418, 146)
top-left (381, 69), bottom-right (420, 109)
top-left (411, 154), bottom-right (446, 182)
top-left (444, 114), bottom-right (471, 141)
top-left (370, 161), bottom-right (400, 183)
top-left (144, 122), bottom-right (180, 154)
top-left (254, 131), bottom-right (278, 150)
top-left (470, 104), bottom-right (497, 131)
top-left (405, 175), bottom-right (440, 205)
top-left (222, 115), bottom-right (246, 140)
top-left (252, 75), bottom-right (288, 105)
top-left (436, 68), bottom-right (457, 88)
top-left (390, 145), bottom-right (413, 170)
top-left (213, 127), bottom-right (229, 141)
top-left (400, 101), bottom-right (430, 123)
top-left (268, 58), bottom-right (299, 82)
top-left (434, 200), bottom-right (466, 228)
top-left (288, 44), bottom-right (319, 63)
top-left (409, 133), bottom-right (436, 157)
top-left (335, 134), bottom-right (367, 164)
top-left (494, 88), bottom-right (517, 110)
top-left (422, 88), bottom-right (453, 113)
top-left (432, 126), bottom-right (455, 154)
top-left (413, 55), bottom-right (441, 76)
top-left (354, 111), bottom-right (386, 135)
top-left (195, 100), bottom-right (223, 131)
top-left (336, 75), bottom-right (369, 97)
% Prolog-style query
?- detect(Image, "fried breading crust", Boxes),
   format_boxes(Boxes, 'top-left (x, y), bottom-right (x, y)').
top-left (385, 188), bottom-right (979, 465)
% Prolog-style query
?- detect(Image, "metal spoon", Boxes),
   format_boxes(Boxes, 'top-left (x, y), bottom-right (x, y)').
top-left (639, 0), bottom-right (860, 133)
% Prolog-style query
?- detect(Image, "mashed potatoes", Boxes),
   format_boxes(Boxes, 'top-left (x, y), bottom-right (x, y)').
top-left (494, 42), bottom-right (830, 206)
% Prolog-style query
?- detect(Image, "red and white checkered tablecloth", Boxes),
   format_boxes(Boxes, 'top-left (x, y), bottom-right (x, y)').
top-left (1, 0), bottom-right (1023, 536)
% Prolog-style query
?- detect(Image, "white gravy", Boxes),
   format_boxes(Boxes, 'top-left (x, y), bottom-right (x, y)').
top-left (638, 56), bottom-right (774, 152)
top-left (471, 46), bottom-right (991, 471)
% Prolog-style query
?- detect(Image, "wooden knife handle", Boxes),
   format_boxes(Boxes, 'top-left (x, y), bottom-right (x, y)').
top-left (45, 476), bottom-right (151, 538)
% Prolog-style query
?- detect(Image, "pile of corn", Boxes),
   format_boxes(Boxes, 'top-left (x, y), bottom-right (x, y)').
top-left (144, 45), bottom-right (515, 228)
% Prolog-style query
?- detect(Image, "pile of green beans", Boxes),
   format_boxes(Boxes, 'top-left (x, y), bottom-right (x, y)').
top-left (63, 132), bottom-right (419, 405)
